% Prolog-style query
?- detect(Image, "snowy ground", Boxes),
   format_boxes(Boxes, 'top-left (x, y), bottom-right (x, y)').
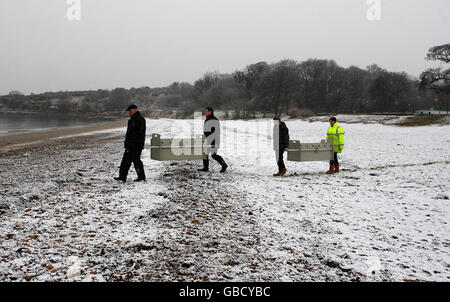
top-left (0, 118), bottom-right (449, 281)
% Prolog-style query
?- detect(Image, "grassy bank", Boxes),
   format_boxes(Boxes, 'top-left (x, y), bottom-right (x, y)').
top-left (395, 115), bottom-right (449, 126)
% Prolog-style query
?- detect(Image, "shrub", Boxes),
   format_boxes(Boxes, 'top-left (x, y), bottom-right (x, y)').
top-left (288, 107), bottom-right (314, 118)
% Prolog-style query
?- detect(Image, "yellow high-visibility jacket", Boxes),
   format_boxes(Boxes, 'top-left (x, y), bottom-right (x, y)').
top-left (326, 122), bottom-right (345, 153)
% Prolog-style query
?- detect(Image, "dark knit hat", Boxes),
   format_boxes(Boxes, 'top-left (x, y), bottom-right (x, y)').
top-left (126, 104), bottom-right (138, 111)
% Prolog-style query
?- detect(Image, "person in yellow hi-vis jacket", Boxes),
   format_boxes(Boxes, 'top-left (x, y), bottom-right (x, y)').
top-left (326, 117), bottom-right (345, 174)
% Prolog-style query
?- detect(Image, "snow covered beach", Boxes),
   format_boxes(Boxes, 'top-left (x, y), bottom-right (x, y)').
top-left (0, 118), bottom-right (449, 281)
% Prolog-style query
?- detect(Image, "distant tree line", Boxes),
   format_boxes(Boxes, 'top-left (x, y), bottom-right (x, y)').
top-left (185, 59), bottom-right (434, 118)
top-left (2, 49), bottom-right (448, 118)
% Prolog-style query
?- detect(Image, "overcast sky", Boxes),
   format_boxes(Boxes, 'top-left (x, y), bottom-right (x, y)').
top-left (0, 0), bottom-right (449, 95)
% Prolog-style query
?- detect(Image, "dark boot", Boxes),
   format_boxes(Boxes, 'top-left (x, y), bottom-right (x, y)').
top-left (326, 164), bottom-right (335, 174)
top-left (220, 163), bottom-right (228, 173)
top-left (118, 151), bottom-right (132, 181)
top-left (280, 168), bottom-right (287, 176)
top-left (198, 159), bottom-right (209, 172)
top-left (216, 156), bottom-right (228, 173)
top-left (134, 162), bottom-right (146, 181)
top-left (334, 164), bottom-right (340, 173)
top-left (211, 154), bottom-right (228, 173)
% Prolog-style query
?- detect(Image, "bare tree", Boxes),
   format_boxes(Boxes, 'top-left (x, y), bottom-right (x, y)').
top-left (259, 60), bottom-right (300, 115)
top-left (420, 43), bottom-right (450, 113)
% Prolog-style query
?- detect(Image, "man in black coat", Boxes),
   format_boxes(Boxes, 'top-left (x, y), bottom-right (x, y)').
top-left (198, 107), bottom-right (228, 173)
top-left (273, 116), bottom-right (289, 177)
top-left (114, 104), bottom-right (146, 182)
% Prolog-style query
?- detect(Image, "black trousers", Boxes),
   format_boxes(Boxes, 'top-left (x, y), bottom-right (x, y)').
top-left (276, 147), bottom-right (286, 172)
top-left (119, 149), bottom-right (145, 180)
top-left (330, 152), bottom-right (339, 165)
top-left (203, 148), bottom-right (226, 169)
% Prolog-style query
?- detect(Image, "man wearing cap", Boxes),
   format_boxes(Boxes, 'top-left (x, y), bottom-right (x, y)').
top-left (326, 117), bottom-right (345, 174)
top-left (114, 104), bottom-right (146, 182)
top-left (273, 116), bottom-right (289, 177)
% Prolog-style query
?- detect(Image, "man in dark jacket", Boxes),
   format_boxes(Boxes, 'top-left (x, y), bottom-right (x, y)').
top-left (198, 107), bottom-right (228, 173)
top-left (114, 104), bottom-right (146, 182)
top-left (273, 116), bottom-right (289, 177)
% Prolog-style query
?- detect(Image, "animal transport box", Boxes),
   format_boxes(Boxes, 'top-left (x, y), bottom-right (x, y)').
top-left (287, 139), bottom-right (334, 162)
top-left (150, 133), bottom-right (207, 161)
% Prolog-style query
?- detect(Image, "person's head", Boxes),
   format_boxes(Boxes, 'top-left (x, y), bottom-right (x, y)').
top-left (126, 104), bottom-right (138, 116)
top-left (329, 117), bottom-right (337, 126)
top-left (204, 106), bottom-right (214, 117)
top-left (273, 116), bottom-right (281, 126)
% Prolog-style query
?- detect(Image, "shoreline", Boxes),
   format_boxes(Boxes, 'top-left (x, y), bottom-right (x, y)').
top-left (0, 118), bottom-right (127, 150)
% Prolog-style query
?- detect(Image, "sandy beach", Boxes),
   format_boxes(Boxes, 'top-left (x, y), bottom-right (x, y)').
top-left (0, 119), bottom-right (128, 150)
